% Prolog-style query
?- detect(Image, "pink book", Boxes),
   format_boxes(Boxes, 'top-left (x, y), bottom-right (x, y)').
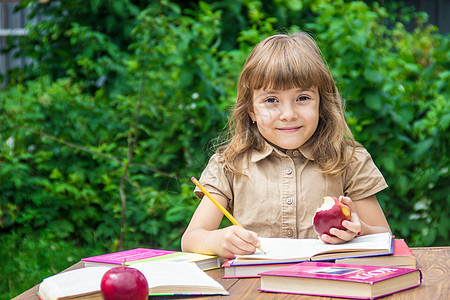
top-left (336, 239), bottom-right (417, 268)
top-left (81, 248), bottom-right (176, 267)
top-left (259, 261), bottom-right (422, 299)
top-left (394, 239), bottom-right (413, 255)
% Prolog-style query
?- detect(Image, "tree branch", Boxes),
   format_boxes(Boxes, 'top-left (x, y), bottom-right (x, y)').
top-left (23, 127), bottom-right (178, 179)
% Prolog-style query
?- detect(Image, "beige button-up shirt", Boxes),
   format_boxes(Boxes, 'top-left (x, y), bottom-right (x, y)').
top-left (195, 142), bottom-right (388, 239)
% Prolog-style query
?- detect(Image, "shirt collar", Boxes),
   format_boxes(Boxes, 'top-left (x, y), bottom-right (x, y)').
top-left (250, 140), bottom-right (315, 162)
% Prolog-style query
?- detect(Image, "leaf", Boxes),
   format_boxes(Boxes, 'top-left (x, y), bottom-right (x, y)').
top-left (363, 68), bottom-right (383, 84)
top-left (286, 0), bottom-right (303, 11)
top-left (421, 227), bottom-right (437, 246)
top-left (413, 139), bottom-right (434, 158)
top-left (439, 112), bottom-right (450, 130)
top-left (49, 169), bottom-right (63, 180)
top-left (364, 92), bottom-right (383, 111)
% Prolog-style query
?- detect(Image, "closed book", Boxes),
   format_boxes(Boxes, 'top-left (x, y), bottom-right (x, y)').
top-left (234, 232), bottom-right (393, 265)
top-left (336, 239), bottom-right (417, 268)
top-left (81, 248), bottom-right (220, 270)
top-left (38, 262), bottom-right (228, 300)
top-left (222, 259), bottom-right (295, 278)
top-left (259, 261), bottom-right (422, 299)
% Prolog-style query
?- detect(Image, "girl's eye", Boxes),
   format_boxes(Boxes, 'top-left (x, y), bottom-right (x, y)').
top-left (264, 97), bottom-right (278, 104)
top-left (297, 95), bottom-right (310, 101)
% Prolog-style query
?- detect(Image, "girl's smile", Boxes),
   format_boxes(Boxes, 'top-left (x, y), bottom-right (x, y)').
top-left (249, 87), bottom-right (320, 150)
top-left (277, 126), bottom-right (302, 132)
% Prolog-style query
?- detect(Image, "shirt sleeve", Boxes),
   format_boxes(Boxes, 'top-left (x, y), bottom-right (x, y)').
top-left (193, 154), bottom-right (234, 203)
top-left (344, 147), bottom-right (388, 200)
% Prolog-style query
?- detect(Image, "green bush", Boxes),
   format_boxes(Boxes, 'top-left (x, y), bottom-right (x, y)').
top-left (1, 1), bottom-right (230, 249)
top-left (1, 0), bottom-right (448, 298)
top-left (303, 1), bottom-right (449, 246)
top-left (0, 231), bottom-right (104, 299)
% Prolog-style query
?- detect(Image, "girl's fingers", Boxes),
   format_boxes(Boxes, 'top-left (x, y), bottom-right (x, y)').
top-left (329, 228), bottom-right (357, 241)
top-left (221, 226), bottom-right (258, 255)
top-left (340, 196), bottom-right (357, 212)
top-left (320, 233), bottom-right (347, 244)
top-left (342, 218), bottom-right (361, 233)
top-left (321, 219), bottom-right (361, 244)
top-left (236, 227), bottom-right (260, 245)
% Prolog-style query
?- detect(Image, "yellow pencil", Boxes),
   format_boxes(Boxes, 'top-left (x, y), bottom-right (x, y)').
top-left (190, 177), bottom-right (266, 254)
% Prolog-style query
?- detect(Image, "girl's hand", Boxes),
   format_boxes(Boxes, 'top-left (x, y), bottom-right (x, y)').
top-left (319, 196), bottom-right (362, 244)
top-left (208, 225), bottom-right (260, 258)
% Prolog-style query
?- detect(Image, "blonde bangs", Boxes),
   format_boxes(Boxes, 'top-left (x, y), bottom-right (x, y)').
top-left (242, 33), bottom-right (333, 93)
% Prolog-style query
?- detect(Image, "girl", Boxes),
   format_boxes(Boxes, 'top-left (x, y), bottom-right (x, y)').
top-left (181, 32), bottom-right (391, 259)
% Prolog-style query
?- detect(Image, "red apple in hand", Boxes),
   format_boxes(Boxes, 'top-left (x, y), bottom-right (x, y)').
top-left (100, 261), bottom-right (148, 300)
top-left (313, 196), bottom-right (351, 236)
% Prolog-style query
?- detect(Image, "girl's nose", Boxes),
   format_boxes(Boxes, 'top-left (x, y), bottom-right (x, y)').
top-left (279, 103), bottom-right (298, 121)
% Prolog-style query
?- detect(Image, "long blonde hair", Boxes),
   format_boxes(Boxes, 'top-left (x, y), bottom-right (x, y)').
top-left (218, 32), bottom-right (357, 176)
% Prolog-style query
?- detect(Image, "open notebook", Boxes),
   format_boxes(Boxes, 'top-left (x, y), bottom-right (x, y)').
top-left (38, 262), bottom-right (228, 300)
top-left (233, 232), bottom-right (393, 265)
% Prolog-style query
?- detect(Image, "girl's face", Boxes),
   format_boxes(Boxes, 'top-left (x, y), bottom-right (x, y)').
top-left (249, 87), bottom-right (320, 150)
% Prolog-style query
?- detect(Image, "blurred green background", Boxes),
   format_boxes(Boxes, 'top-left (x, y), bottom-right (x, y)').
top-left (1, 0), bottom-right (448, 298)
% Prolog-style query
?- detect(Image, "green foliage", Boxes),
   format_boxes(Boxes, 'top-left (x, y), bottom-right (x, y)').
top-left (301, 0), bottom-right (449, 247)
top-left (1, 0), bottom-right (230, 248)
top-left (7, 0), bottom-right (145, 89)
top-left (1, 0), bottom-right (448, 298)
top-left (0, 231), bottom-right (104, 299)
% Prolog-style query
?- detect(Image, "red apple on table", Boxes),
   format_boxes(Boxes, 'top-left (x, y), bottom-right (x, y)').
top-left (313, 196), bottom-right (351, 236)
top-left (100, 261), bottom-right (148, 300)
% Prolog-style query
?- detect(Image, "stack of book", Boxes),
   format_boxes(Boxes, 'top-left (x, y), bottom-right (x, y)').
top-left (236, 233), bottom-right (421, 299)
top-left (223, 232), bottom-right (397, 278)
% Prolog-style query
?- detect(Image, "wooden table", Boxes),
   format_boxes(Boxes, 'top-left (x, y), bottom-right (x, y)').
top-left (12, 247), bottom-right (449, 300)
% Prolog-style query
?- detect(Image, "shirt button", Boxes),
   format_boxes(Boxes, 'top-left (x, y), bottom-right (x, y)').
top-left (293, 150), bottom-right (300, 156)
top-left (285, 167), bottom-right (293, 175)
top-left (286, 229), bottom-right (293, 237)
top-left (286, 197), bottom-right (294, 205)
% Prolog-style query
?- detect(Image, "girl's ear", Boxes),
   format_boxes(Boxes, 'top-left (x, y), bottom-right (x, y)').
top-left (248, 107), bottom-right (255, 123)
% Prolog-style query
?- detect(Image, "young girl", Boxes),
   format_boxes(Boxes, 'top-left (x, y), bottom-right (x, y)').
top-left (181, 32), bottom-right (391, 259)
